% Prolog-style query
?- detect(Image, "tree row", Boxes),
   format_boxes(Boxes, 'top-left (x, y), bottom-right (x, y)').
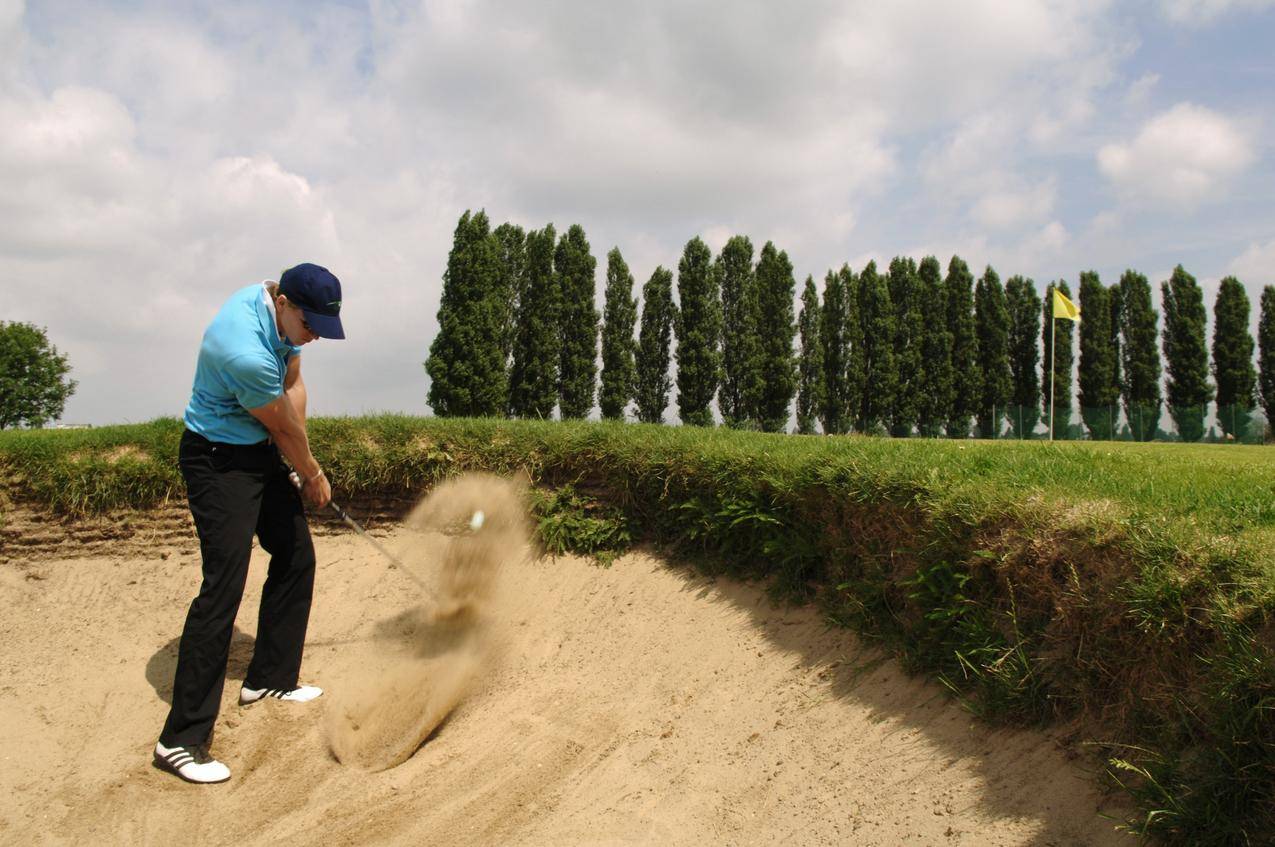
top-left (425, 210), bottom-right (1273, 441)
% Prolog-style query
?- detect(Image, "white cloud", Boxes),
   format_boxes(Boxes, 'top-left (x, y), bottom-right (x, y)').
top-left (0, 86), bottom-right (145, 257)
top-left (921, 113), bottom-right (1014, 187)
top-left (0, 74), bottom-right (353, 420)
top-left (1162, 0), bottom-right (1275, 24)
top-left (700, 226), bottom-right (732, 255)
top-left (187, 156), bottom-right (339, 261)
top-left (920, 115), bottom-right (1060, 235)
top-left (0, 81), bottom-right (339, 268)
top-left (0, 0), bottom-right (23, 77)
top-left (972, 179), bottom-right (1058, 230)
top-left (1126, 72), bottom-right (1160, 106)
top-left (1088, 210), bottom-right (1123, 233)
top-left (0, 86), bottom-right (135, 178)
top-left (1097, 102), bottom-right (1256, 207)
top-left (373, 0), bottom-right (1117, 241)
top-left (1012, 220), bottom-right (1071, 265)
top-left (1228, 240), bottom-right (1275, 285)
top-left (820, 0), bottom-right (1117, 127)
top-left (0, 0), bottom-right (20, 29)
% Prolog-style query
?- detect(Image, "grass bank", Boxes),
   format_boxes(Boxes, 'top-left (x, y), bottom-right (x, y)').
top-left (2, 415), bottom-right (1273, 845)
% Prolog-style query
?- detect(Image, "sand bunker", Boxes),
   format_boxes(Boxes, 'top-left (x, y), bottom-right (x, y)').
top-left (0, 481), bottom-right (1132, 846)
top-left (325, 473), bottom-right (531, 771)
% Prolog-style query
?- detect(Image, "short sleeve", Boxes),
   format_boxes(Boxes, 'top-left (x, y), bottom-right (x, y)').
top-left (221, 351), bottom-right (286, 410)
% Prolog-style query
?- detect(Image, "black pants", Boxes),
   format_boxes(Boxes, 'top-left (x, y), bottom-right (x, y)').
top-left (160, 429), bottom-right (316, 747)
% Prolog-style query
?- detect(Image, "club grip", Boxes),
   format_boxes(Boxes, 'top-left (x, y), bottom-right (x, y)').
top-left (290, 469), bottom-right (346, 520)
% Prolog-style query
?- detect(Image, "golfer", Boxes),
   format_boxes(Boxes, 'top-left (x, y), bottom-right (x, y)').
top-left (153, 263), bottom-right (344, 784)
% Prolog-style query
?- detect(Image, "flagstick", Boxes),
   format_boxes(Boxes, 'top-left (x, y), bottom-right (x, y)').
top-left (1049, 286), bottom-right (1056, 441)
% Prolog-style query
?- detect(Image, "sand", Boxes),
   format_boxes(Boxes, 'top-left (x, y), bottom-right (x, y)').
top-left (0, 485), bottom-right (1131, 846)
top-left (325, 474), bottom-right (529, 771)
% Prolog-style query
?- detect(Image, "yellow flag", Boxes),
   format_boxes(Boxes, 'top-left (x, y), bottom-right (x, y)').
top-left (1052, 288), bottom-right (1080, 321)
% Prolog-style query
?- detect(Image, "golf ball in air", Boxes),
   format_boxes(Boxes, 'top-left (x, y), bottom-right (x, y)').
top-left (469, 510), bottom-right (485, 531)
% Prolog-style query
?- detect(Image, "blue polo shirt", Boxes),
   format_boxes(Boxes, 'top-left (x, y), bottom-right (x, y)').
top-left (183, 282), bottom-right (301, 444)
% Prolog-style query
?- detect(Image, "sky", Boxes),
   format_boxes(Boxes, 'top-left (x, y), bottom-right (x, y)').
top-left (1, 0), bottom-right (1274, 426)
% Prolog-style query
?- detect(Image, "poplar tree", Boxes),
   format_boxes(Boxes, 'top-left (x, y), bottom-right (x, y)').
top-left (492, 222), bottom-right (526, 365)
top-left (946, 256), bottom-right (979, 437)
top-left (888, 257), bottom-right (922, 437)
top-left (507, 224), bottom-right (560, 419)
top-left (1078, 271), bottom-right (1118, 440)
top-left (819, 268), bottom-right (851, 434)
top-left (555, 224), bottom-right (598, 419)
top-left (599, 248), bottom-right (638, 421)
top-left (1004, 275), bottom-right (1041, 438)
top-left (1162, 265), bottom-right (1213, 442)
top-left (426, 209), bottom-right (506, 417)
top-left (1212, 276), bottom-right (1257, 440)
top-left (755, 242), bottom-right (798, 432)
top-left (1042, 281), bottom-right (1076, 438)
top-left (857, 260), bottom-right (896, 433)
top-left (1259, 286), bottom-right (1275, 438)
top-left (675, 237), bottom-right (721, 426)
top-left (1109, 284), bottom-right (1123, 420)
top-left (844, 265), bottom-right (867, 433)
top-left (634, 267), bottom-right (676, 424)
top-left (796, 275), bottom-right (824, 435)
top-left (974, 265), bottom-right (1012, 438)
top-left (916, 256), bottom-right (953, 437)
top-left (1117, 270), bottom-right (1161, 441)
top-left (718, 236), bottom-right (763, 429)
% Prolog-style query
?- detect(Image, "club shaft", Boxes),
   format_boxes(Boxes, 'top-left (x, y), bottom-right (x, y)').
top-left (327, 500), bottom-right (432, 592)
top-left (290, 472), bottom-right (434, 597)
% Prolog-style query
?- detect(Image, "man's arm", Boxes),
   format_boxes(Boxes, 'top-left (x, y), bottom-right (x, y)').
top-left (284, 355), bottom-right (307, 426)
top-left (248, 369), bottom-right (330, 507)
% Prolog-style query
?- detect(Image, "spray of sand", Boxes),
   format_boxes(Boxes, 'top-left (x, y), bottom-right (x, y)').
top-left (324, 473), bottom-right (531, 771)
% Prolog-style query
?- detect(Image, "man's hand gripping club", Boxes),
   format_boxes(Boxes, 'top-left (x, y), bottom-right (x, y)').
top-left (248, 390), bottom-right (331, 509)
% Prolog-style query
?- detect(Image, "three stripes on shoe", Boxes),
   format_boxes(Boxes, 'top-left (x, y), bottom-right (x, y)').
top-left (154, 685), bottom-right (322, 783)
top-left (238, 684), bottom-right (322, 705)
top-left (153, 742), bottom-right (231, 784)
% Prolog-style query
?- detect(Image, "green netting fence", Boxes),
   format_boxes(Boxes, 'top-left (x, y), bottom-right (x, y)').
top-left (973, 404), bottom-right (1266, 444)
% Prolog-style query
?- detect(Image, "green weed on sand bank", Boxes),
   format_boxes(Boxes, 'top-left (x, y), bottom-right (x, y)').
top-left (1, 416), bottom-right (1273, 845)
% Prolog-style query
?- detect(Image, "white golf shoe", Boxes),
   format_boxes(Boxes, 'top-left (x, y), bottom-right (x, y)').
top-left (153, 741), bottom-right (231, 784)
top-left (238, 684), bottom-right (324, 706)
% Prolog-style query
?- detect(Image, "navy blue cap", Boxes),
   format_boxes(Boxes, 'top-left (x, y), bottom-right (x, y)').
top-left (279, 263), bottom-right (345, 340)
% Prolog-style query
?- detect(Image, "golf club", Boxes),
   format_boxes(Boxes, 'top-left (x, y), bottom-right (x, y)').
top-left (289, 472), bottom-right (436, 600)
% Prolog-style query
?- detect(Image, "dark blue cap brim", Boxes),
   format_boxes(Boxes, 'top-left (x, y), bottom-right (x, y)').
top-left (302, 308), bottom-right (345, 340)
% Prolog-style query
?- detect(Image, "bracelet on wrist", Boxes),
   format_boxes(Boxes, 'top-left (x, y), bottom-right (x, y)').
top-left (308, 469), bottom-right (324, 484)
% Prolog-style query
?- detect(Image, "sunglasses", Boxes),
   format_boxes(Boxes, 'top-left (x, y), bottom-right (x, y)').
top-left (284, 299), bottom-right (315, 337)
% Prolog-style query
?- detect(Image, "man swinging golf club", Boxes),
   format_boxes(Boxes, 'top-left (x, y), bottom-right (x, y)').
top-left (153, 263), bottom-right (344, 784)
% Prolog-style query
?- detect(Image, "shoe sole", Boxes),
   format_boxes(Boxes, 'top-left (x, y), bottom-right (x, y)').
top-left (152, 751), bottom-right (230, 784)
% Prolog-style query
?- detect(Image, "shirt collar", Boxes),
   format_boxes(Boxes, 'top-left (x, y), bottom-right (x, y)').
top-left (259, 281), bottom-right (292, 355)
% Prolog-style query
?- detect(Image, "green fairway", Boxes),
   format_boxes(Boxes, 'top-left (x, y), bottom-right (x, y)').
top-left (4, 417), bottom-right (1274, 538)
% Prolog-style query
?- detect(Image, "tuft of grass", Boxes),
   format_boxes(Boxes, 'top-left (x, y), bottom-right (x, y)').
top-left (529, 484), bottom-right (635, 567)
top-left (1106, 623), bottom-right (1275, 846)
top-left (0, 418), bottom-right (183, 514)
